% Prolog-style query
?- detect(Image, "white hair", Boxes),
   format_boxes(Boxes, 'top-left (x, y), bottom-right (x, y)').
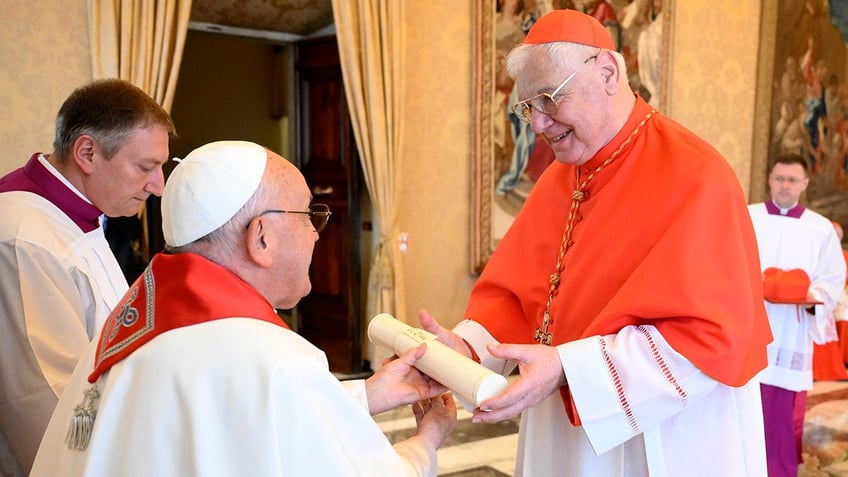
top-left (505, 42), bottom-right (626, 80)
top-left (166, 170), bottom-right (275, 264)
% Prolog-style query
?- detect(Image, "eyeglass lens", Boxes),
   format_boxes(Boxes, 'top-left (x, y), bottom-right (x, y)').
top-left (309, 204), bottom-right (331, 232)
top-left (771, 176), bottom-right (802, 185)
top-left (512, 53), bottom-right (598, 123)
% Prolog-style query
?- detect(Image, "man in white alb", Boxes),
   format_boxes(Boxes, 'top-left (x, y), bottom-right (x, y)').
top-left (0, 79), bottom-right (175, 476)
top-left (748, 152), bottom-right (846, 477)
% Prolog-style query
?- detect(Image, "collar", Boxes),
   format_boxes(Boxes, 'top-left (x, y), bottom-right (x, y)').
top-left (581, 94), bottom-right (654, 171)
top-left (89, 252), bottom-right (287, 383)
top-left (766, 200), bottom-right (804, 218)
top-left (0, 154), bottom-right (102, 232)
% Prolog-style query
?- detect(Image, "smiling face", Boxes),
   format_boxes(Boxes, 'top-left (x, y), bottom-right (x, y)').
top-left (84, 124), bottom-right (171, 217)
top-left (515, 48), bottom-right (613, 166)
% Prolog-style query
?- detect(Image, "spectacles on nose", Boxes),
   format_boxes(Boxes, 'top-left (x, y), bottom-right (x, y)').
top-left (247, 203), bottom-right (331, 232)
top-left (770, 175), bottom-right (804, 185)
top-left (511, 54), bottom-right (599, 124)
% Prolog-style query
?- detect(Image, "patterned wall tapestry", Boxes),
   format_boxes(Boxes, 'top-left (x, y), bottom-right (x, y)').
top-left (472, 0), bottom-right (671, 272)
top-left (766, 0), bottom-right (848, 229)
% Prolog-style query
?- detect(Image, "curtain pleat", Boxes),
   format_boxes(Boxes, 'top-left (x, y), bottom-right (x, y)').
top-left (332, 0), bottom-right (405, 368)
top-left (89, 0), bottom-right (191, 112)
top-left (88, 0), bottom-right (191, 261)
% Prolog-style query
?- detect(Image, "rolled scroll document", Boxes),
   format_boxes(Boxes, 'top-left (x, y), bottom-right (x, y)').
top-left (367, 313), bottom-right (508, 408)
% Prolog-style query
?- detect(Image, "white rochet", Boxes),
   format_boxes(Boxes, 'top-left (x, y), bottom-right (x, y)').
top-left (367, 313), bottom-right (508, 408)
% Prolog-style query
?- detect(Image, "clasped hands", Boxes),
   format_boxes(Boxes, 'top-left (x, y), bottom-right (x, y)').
top-left (364, 306), bottom-right (568, 433)
top-left (365, 342), bottom-right (456, 448)
top-left (418, 309), bottom-right (567, 424)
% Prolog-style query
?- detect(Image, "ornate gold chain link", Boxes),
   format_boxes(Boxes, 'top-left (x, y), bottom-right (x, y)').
top-left (535, 110), bottom-right (656, 345)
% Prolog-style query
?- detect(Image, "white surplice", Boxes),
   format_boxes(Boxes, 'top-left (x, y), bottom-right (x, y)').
top-left (749, 203), bottom-right (847, 391)
top-left (0, 187), bottom-right (126, 476)
top-left (456, 320), bottom-right (767, 477)
top-left (32, 319), bottom-right (437, 477)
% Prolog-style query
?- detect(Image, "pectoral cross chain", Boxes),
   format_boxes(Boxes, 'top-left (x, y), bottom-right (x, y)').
top-left (534, 311), bottom-right (553, 345)
top-left (532, 110), bottom-right (655, 348)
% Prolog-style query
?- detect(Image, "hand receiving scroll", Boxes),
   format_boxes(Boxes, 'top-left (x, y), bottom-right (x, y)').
top-left (365, 344), bottom-right (448, 415)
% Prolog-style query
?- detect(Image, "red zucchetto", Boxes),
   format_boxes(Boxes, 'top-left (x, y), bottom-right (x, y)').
top-left (524, 9), bottom-right (616, 50)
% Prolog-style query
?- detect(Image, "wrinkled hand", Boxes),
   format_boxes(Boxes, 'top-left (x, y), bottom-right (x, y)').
top-left (471, 343), bottom-right (566, 423)
top-left (412, 393), bottom-right (457, 449)
top-left (418, 309), bottom-right (472, 358)
top-left (365, 344), bottom-right (448, 415)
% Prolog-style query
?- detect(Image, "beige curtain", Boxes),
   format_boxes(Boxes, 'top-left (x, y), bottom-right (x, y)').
top-left (89, 0), bottom-right (192, 111)
top-left (331, 0), bottom-right (405, 368)
top-left (88, 0), bottom-right (192, 260)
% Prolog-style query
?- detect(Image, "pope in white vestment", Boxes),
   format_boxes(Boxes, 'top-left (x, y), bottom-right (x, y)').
top-left (34, 316), bottom-right (437, 477)
top-left (32, 140), bottom-right (454, 477)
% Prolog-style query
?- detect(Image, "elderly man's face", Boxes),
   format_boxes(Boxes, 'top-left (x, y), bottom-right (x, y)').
top-left (266, 155), bottom-right (319, 309)
top-left (516, 48), bottom-right (610, 167)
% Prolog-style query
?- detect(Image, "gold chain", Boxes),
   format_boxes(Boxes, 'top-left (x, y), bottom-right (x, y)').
top-left (534, 110), bottom-right (656, 345)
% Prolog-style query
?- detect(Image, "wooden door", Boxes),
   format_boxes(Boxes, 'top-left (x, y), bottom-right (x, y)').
top-left (294, 36), bottom-right (364, 374)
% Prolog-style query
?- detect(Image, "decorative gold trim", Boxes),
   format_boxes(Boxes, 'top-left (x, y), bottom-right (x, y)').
top-left (658, 0), bottom-right (674, 113)
top-left (750, 2), bottom-right (778, 203)
top-left (470, 2), bottom-right (494, 273)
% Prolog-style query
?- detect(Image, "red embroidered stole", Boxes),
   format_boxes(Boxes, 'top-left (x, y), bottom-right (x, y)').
top-left (88, 252), bottom-right (288, 383)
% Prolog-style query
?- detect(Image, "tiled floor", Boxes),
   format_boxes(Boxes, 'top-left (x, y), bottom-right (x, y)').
top-left (800, 379), bottom-right (848, 476)
top-left (375, 402), bottom-right (518, 476)
top-left (376, 378), bottom-right (848, 477)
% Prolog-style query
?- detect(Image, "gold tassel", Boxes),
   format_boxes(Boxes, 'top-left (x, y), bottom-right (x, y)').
top-left (65, 386), bottom-right (100, 451)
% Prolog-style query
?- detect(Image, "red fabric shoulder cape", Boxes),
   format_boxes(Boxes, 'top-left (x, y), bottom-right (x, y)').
top-left (467, 98), bottom-right (771, 420)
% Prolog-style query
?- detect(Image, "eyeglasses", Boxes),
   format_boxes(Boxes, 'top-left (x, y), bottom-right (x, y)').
top-left (248, 203), bottom-right (331, 232)
top-left (770, 175), bottom-right (805, 185)
top-left (511, 54), bottom-right (599, 124)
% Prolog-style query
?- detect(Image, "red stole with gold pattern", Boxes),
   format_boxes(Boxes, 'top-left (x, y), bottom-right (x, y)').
top-left (88, 252), bottom-right (288, 383)
top-left (67, 252), bottom-right (288, 451)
